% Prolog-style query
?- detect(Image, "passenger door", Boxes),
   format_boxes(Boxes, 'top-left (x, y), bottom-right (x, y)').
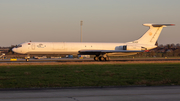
top-left (31, 43), bottom-right (35, 50)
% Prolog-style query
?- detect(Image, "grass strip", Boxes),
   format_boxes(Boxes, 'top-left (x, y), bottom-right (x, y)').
top-left (0, 63), bottom-right (180, 88)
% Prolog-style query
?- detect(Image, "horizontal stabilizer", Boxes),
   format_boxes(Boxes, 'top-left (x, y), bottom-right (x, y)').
top-left (143, 24), bottom-right (175, 27)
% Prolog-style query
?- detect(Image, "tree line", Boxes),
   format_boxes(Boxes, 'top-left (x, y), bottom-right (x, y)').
top-left (136, 43), bottom-right (180, 57)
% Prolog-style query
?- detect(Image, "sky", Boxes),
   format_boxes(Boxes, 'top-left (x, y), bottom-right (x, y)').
top-left (0, 0), bottom-right (180, 46)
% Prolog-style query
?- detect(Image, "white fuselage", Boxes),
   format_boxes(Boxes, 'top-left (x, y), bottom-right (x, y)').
top-left (12, 42), bottom-right (156, 56)
top-left (12, 23), bottom-right (174, 59)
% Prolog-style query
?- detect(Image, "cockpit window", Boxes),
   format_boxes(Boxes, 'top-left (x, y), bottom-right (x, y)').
top-left (16, 44), bottom-right (22, 48)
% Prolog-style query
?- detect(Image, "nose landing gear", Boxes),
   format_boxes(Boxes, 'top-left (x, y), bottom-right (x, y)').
top-left (25, 54), bottom-right (30, 62)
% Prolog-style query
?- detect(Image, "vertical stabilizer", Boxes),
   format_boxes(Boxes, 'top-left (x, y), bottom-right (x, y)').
top-left (131, 24), bottom-right (174, 45)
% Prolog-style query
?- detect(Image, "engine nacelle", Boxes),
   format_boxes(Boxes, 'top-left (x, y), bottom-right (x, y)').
top-left (122, 45), bottom-right (145, 50)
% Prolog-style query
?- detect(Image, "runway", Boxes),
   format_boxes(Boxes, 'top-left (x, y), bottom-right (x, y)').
top-left (0, 58), bottom-right (180, 63)
top-left (0, 58), bottom-right (180, 65)
top-left (1, 86), bottom-right (180, 101)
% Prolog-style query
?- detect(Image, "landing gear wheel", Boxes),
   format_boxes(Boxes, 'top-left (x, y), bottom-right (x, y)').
top-left (26, 59), bottom-right (29, 62)
top-left (25, 54), bottom-right (30, 62)
top-left (94, 56), bottom-right (99, 61)
top-left (105, 57), bottom-right (110, 61)
top-left (99, 56), bottom-right (105, 61)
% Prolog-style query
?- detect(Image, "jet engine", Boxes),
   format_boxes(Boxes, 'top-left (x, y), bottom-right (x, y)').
top-left (122, 45), bottom-right (146, 50)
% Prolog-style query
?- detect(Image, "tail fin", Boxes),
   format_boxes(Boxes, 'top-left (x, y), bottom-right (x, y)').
top-left (131, 24), bottom-right (175, 45)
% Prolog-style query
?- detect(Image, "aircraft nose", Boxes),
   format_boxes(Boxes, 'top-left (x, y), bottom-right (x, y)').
top-left (12, 48), bottom-right (17, 53)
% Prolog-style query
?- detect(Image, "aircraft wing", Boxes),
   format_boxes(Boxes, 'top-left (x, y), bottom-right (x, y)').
top-left (78, 50), bottom-right (144, 55)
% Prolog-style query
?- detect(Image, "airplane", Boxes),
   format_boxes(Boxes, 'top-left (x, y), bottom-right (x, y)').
top-left (12, 23), bottom-right (174, 61)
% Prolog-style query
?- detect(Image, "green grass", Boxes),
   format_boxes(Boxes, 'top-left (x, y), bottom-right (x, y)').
top-left (0, 63), bottom-right (180, 88)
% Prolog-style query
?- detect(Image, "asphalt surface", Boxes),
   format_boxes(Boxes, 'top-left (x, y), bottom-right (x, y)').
top-left (0, 58), bottom-right (180, 63)
top-left (0, 86), bottom-right (180, 101)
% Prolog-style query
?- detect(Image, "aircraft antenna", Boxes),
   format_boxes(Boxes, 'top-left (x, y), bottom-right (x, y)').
top-left (80, 21), bottom-right (83, 42)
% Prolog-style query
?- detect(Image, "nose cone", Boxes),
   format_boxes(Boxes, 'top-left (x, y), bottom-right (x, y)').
top-left (12, 48), bottom-right (17, 53)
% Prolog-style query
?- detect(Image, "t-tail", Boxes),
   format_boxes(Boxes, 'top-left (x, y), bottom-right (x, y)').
top-left (130, 24), bottom-right (175, 45)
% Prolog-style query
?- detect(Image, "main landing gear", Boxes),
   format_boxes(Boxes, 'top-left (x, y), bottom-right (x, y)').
top-left (94, 55), bottom-right (110, 61)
